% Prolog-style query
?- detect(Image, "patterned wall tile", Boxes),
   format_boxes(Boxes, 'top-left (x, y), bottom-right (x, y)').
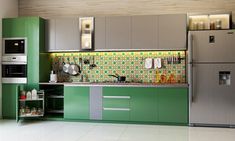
top-left (50, 51), bottom-right (186, 83)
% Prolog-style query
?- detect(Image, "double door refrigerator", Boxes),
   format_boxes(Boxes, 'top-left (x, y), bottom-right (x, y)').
top-left (188, 30), bottom-right (235, 127)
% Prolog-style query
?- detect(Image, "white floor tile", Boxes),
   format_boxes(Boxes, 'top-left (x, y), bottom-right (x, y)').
top-left (1, 120), bottom-right (235, 141)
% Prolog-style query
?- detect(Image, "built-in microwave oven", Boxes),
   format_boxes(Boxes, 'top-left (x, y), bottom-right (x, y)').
top-left (2, 61), bottom-right (27, 84)
top-left (2, 38), bottom-right (27, 56)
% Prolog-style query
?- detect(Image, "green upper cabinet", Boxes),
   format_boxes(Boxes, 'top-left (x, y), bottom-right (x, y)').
top-left (2, 18), bottom-right (26, 37)
top-left (157, 88), bottom-right (188, 124)
top-left (2, 17), bottom-right (48, 89)
top-left (129, 87), bottom-right (157, 122)
top-left (64, 86), bottom-right (90, 120)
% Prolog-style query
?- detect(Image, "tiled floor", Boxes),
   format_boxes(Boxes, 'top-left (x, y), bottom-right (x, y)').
top-left (0, 120), bottom-right (235, 141)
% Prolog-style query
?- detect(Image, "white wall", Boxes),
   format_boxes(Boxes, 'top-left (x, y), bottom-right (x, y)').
top-left (0, 0), bottom-right (18, 118)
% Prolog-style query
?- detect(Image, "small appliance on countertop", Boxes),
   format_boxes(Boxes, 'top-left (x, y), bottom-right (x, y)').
top-left (49, 70), bottom-right (57, 83)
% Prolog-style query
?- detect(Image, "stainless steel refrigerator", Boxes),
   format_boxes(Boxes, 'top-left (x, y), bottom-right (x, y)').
top-left (188, 30), bottom-right (235, 127)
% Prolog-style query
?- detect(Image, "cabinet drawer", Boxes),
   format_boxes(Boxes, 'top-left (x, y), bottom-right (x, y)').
top-left (103, 109), bottom-right (130, 121)
top-left (103, 96), bottom-right (130, 108)
top-left (103, 87), bottom-right (132, 96)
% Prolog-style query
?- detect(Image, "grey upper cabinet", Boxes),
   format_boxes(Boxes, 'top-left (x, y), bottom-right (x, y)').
top-left (158, 14), bottom-right (187, 50)
top-left (131, 15), bottom-right (158, 50)
top-left (46, 18), bottom-right (80, 52)
top-left (94, 17), bottom-right (106, 51)
top-left (55, 18), bottom-right (80, 51)
top-left (105, 16), bottom-right (131, 50)
top-left (45, 19), bottom-right (56, 51)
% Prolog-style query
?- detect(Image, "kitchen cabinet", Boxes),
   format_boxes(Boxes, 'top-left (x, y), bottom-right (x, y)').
top-left (158, 14), bottom-right (187, 50)
top-left (45, 19), bottom-right (56, 52)
top-left (129, 87), bottom-right (157, 122)
top-left (102, 87), bottom-right (130, 121)
top-left (17, 90), bottom-right (45, 122)
top-left (64, 86), bottom-right (90, 119)
top-left (2, 17), bottom-right (47, 90)
top-left (46, 18), bottom-right (80, 52)
top-left (103, 86), bottom-right (188, 124)
top-left (40, 84), bottom-right (64, 118)
top-left (131, 15), bottom-right (158, 50)
top-left (105, 16), bottom-right (131, 50)
top-left (2, 84), bottom-right (22, 119)
top-left (2, 18), bottom-right (26, 37)
top-left (157, 88), bottom-right (188, 123)
top-left (94, 17), bottom-right (106, 51)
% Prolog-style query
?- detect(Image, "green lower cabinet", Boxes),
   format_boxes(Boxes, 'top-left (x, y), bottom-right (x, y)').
top-left (130, 88), bottom-right (157, 122)
top-left (2, 84), bottom-right (23, 119)
top-left (157, 88), bottom-right (188, 124)
top-left (64, 86), bottom-right (90, 120)
top-left (102, 87), bottom-right (130, 121)
top-left (103, 110), bottom-right (130, 121)
top-left (102, 87), bottom-right (188, 124)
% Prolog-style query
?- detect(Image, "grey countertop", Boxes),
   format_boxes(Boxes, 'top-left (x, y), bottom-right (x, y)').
top-left (39, 82), bottom-right (188, 88)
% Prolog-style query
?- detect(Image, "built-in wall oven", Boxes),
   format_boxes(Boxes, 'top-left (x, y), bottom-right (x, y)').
top-left (2, 61), bottom-right (27, 83)
top-left (2, 38), bottom-right (27, 84)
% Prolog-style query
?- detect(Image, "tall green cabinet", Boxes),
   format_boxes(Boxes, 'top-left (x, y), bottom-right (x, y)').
top-left (2, 17), bottom-right (50, 119)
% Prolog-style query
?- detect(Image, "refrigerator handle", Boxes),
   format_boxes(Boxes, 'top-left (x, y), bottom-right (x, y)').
top-left (188, 33), bottom-right (193, 64)
top-left (188, 33), bottom-right (194, 103)
top-left (189, 64), bottom-right (195, 103)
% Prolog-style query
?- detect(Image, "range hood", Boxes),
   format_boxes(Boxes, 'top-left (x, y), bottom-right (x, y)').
top-left (79, 17), bottom-right (94, 50)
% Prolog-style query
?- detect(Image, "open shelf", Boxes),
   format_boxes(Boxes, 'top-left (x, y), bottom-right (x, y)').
top-left (47, 110), bottom-right (64, 114)
top-left (18, 90), bottom-right (45, 122)
top-left (19, 114), bottom-right (44, 118)
top-left (19, 98), bottom-right (44, 102)
top-left (47, 95), bottom-right (64, 99)
top-left (40, 84), bottom-right (64, 119)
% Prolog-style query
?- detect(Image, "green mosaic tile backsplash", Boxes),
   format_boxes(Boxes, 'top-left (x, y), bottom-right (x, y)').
top-left (50, 51), bottom-right (186, 83)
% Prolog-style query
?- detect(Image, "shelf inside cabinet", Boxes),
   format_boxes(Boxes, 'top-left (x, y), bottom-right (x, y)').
top-left (18, 90), bottom-right (45, 121)
top-left (47, 110), bottom-right (64, 114)
top-left (40, 84), bottom-right (64, 118)
top-left (47, 95), bottom-right (64, 99)
top-left (19, 98), bottom-right (44, 102)
top-left (19, 114), bottom-right (44, 118)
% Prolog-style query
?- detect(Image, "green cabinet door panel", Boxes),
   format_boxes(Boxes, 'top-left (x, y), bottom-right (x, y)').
top-left (157, 88), bottom-right (188, 124)
top-left (103, 98), bottom-right (130, 108)
top-left (2, 18), bottom-right (26, 37)
top-left (103, 87), bottom-right (132, 96)
top-left (26, 17), bottom-right (40, 89)
top-left (103, 110), bottom-right (130, 121)
top-left (129, 87), bottom-right (157, 122)
top-left (64, 86), bottom-right (90, 119)
top-left (2, 84), bottom-right (24, 119)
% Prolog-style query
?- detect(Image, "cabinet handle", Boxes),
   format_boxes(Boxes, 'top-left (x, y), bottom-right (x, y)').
top-left (103, 96), bottom-right (130, 99)
top-left (103, 108), bottom-right (130, 111)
